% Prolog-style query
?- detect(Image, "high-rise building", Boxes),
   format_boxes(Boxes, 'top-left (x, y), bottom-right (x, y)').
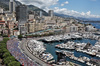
top-left (16, 5), bottom-right (28, 24)
top-left (9, 0), bottom-right (16, 13)
top-left (16, 5), bottom-right (28, 34)
top-left (40, 11), bottom-right (42, 17)
top-left (48, 10), bottom-right (54, 17)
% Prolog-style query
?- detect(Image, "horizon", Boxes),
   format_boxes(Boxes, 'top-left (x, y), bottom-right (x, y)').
top-left (16, 0), bottom-right (100, 19)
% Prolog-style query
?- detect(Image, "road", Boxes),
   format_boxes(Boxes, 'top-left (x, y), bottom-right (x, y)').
top-left (20, 39), bottom-right (49, 66)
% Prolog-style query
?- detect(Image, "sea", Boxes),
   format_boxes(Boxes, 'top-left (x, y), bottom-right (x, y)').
top-left (43, 22), bottom-right (100, 66)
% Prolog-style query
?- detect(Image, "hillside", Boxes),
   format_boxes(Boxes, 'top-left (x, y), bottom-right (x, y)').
top-left (0, 0), bottom-right (21, 10)
top-left (0, 1), bottom-right (8, 10)
top-left (0, 0), bottom-right (48, 16)
top-left (28, 5), bottom-right (48, 16)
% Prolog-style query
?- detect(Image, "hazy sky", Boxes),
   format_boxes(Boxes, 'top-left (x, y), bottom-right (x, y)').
top-left (16, 0), bottom-right (100, 18)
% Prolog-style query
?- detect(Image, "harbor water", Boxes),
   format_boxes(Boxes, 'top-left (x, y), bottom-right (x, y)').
top-left (43, 22), bottom-right (100, 66)
top-left (44, 39), bottom-right (99, 66)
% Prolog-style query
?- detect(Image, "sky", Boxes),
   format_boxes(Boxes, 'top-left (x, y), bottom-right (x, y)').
top-left (16, 0), bottom-right (100, 18)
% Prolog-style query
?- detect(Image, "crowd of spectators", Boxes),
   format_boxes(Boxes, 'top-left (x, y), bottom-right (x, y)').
top-left (7, 39), bottom-right (40, 66)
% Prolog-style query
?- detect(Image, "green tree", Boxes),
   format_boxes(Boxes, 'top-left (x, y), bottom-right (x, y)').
top-left (0, 48), bottom-right (8, 56)
top-left (0, 37), bottom-right (20, 66)
top-left (3, 35), bottom-right (8, 37)
top-left (2, 48), bottom-right (8, 53)
top-left (3, 37), bottom-right (9, 40)
top-left (3, 37), bottom-right (9, 43)
top-left (3, 52), bottom-right (11, 58)
top-left (4, 56), bottom-right (15, 64)
top-left (18, 35), bottom-right (23, 39)
top-left (8, 61), bottom-right (20, 66)
top-left (0, 41), bottom-right (5, 43)
top-left (0, 43), bottom-right (6, 46)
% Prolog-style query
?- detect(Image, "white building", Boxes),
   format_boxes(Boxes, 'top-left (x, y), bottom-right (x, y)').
top-left (13, 30), bottom-right (20, 36)
top-left (70, 25), bottom-right (78, 32)
top-left (0, 8), bottom-right (3, 13)
top-left (19, 23), bottom-right (27, 34)
top-left (29, 14), bottom-right (35, 20)
top-left (45, 20), bottom-right (58, 29)
top-left (66, 26), bottom-right (71, 33)
top-left (86, 25), bottom-right (97, 31)
top-left (2, 13), bottom-right (16, 22)
top-left (48, 10), bottom-right (54, 17)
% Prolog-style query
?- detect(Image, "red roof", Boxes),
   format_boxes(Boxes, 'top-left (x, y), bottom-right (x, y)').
top-left (0, 21), bottom-right (5, 23)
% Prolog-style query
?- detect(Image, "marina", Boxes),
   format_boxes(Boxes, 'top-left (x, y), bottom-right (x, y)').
top-left (55, 40), bottom-right (100, 57)
top-left (20, 30), bottom-right (100, 66)
top-left (43, 37), bottom-right (100, 66)
top-left (42, 33), bottom-right (83, 43)
top-left (41, 32), bottom-right (100, 43)
top-left (8, 22), bottom-right (100, 66)
top-left (55, 50), bottom-right (90, 63)
top-left (1, 0), bottom-right (100, 65)
top-left (55, 41), bottom-right (75, 50)
top-left (26, 40), bottom-right (54, 63)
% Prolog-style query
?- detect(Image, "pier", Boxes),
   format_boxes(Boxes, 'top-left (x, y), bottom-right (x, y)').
top-left (56, 50), bottom-right (89, 64)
